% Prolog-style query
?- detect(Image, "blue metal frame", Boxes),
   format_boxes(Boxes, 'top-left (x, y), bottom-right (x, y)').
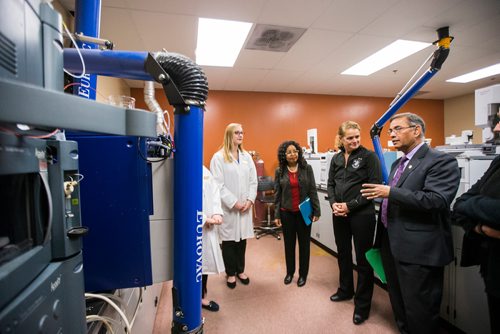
top-left (370, 28), bottom-right (452, 183)
top-left (372, 69), bottom-right (438, 183)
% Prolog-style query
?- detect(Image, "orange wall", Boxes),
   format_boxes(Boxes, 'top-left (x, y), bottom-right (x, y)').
top-left (131, 89), bottom-right (444, 176)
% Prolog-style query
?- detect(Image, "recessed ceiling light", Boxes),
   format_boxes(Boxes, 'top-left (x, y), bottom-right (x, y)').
top-left (341, 40), bottom-right (431, 76)
top-left (446, 63), bottom-right (500, 83)
top-left (196, 18), bottom-right (253, 67)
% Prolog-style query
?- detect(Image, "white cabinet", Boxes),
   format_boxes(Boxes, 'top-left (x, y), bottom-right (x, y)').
top-left (311, 190), bottom-right (336, 253)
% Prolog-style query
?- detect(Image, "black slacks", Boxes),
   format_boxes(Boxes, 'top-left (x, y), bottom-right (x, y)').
top-left (380, 227), bottom-right (444, 334)
top-left (487, 293), bottom-right (500, 334)
top-left (221, 239), bottom-right (247, 276)
top-left (333, 213), bottom-right (376, 316)
top-left (202, 274), bottom-right (208, 298)
top-left (281, 210), bottom-right (312, 278)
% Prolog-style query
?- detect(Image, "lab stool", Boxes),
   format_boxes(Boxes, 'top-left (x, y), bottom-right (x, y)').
top-left (254, 177), bottom-right (281, 240)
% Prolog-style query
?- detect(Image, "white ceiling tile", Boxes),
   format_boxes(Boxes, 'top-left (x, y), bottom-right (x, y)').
top-left (131, 12), bottom-right (197, 57)
top-left (224, 68), bottom-right (269, 91)
top-left (274, 29), bottom-right (352, 71)
top-left (202, 66), bottom-right (232, 90)
top-left (312, 0), bottom-right (399, 32)
top-left (234, 50), bottom-right (285, 69)
top-left (257, 0), bottom-right (334, 28)
top-left (254, 69), bottom-right (304, 92)
top-left (100, 7), bottom-right (145, 50)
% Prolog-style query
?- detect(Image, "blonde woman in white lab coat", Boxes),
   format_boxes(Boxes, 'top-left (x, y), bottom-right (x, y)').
top-left (210, 123), bottom-right (258, 289)
top-left (201, 166), bottom-right (225, 312)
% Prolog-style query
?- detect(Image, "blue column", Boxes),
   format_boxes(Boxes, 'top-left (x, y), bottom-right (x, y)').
top-left (173, 105), bottom-right (204, 332)
top-left (73, 0), bottom-right (101, 100)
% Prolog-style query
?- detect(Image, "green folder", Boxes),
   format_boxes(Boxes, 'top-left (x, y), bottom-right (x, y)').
top-left (365, 248), bottom-right (387, 284)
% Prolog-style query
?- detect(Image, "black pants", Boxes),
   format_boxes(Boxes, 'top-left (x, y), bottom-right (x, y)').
top-left (488, 293), bottom-right (500, 334)
top-left (221, 239), bottom-right (247, 276)
top-left (333, 213), bottom-right (375, 317)
top-left (202, 274), bottom-right (208, 298)
top-left (380, 227), bottom-right (444, 334)
top-left (281, 211), bottom-right (312, 278)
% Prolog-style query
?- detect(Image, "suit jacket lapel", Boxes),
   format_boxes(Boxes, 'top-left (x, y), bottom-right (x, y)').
top-left (396, 144), bottom-right (428, 187)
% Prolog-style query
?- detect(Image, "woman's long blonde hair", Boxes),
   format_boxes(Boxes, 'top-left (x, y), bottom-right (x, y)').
top-left (335, 121), bottom-right (361, 150)
top-left (221, 123), bottom-right (245, 162)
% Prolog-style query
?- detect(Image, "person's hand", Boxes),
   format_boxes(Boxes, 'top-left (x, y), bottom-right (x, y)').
top-left (311, 216), bottom-right (320, 222)
top-left (275, 218), bottom-right (282, 227)
top-left (211, 214), bottom-right (223, 225)
top-left (233, 201), bottom-right (244, 210)
top-left (240, 200), bottom-right (253, 212)
top-left (333, 202), bottom-right (348, 217)
top-left (361, 183), bottom-right (390, 200)
top-left (476, 225), bottom-right (500, 239)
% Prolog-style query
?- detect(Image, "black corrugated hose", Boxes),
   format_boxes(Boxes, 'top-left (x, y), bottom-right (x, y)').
top-left (153, 52), bottom-right (209, 104)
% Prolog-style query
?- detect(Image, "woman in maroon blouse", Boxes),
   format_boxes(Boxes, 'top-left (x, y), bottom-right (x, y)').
top-left (274, 140), bottom-right (320, 287)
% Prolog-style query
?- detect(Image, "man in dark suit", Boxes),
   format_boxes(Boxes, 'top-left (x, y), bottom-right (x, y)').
top-left (361, 113), bottom-right (460, 334)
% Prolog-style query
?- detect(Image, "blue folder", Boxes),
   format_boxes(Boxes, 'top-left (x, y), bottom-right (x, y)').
top-left (299, 197), bottom-right (313, 226)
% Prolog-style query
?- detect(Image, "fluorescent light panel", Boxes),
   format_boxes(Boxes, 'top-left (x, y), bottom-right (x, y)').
top-left (342, 39), bottom-right (431, 76)
top-left (446, 63), bottom-right (500, 83)
top-left (196, 18), bottom-right (252, 67)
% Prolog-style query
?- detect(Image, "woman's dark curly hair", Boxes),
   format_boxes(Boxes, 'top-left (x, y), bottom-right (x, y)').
top-left (277, 140), bottom-right (307, 177)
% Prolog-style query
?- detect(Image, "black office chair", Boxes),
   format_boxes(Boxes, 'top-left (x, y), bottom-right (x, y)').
top-left (254, 176), bottom-right (281, 240)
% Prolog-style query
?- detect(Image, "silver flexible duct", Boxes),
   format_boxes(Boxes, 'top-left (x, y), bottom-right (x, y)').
top-left (144, 81), bottom-right (164, 134)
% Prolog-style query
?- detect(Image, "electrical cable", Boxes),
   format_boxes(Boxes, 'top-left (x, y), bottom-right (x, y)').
top-left (62, 21), bottom-right (86, 79)
top-left (129, 288), bottom-right (144, 328)
top-left (390, 50), bottom-right (434, 107)
top-left (85, 293), bottom-right (132, 334)
top-left (86, 315), bottom-right (116, 334)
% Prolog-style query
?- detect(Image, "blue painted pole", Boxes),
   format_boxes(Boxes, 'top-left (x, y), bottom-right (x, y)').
top-left (173, 105), bottom-right (204, 332)
top-left (372, 68), bottom-right (438, 183)
top-left (73, 0), bottom-right (101, 100)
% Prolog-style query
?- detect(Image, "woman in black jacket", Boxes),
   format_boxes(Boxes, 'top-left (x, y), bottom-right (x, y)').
top-left (327, 121), bottom-right (381, 325)
top-left (274, 140), bottom-right (320, 287)
top-left (452, 117), bottom-right (500, 334)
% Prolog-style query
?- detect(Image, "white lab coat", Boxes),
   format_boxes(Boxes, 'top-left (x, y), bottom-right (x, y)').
top-left (210, 150), bottom-right (257, 242)
top-left (202, 166), bottom-right (225, 274)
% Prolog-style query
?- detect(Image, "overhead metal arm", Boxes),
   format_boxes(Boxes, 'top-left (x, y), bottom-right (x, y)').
top-left (370, 26), bottom-right (453, 183)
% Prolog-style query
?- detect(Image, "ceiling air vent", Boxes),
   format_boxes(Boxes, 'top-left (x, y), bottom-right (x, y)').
top-left (245, 24), bottom-right (306, 52)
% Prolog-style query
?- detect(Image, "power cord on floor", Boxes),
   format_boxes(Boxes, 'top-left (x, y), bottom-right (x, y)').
top-left (85, 293), bottom-right (132, 333)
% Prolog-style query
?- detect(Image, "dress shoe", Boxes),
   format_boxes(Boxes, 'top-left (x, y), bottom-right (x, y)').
top-left (226, 277), bottom-right (236, 289)
top-left (237, 274), bottom-right (250, 285)
top-left (330, 292), bottom-right (353, 302)
top-left (202, 301), bottom-right (220, 312)
top-left (297, 277), bottom-right (306, 287)
top-left (353, 313), bottom-right (367, 325)
top-left (284, 274), bottom-right (293, 285)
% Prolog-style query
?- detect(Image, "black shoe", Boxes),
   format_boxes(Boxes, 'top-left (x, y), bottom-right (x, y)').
top-left (297, 277), bottom-right (306, 287)
top-left (237, 274), bottom-right (250, 285)
top-left (330, 292), bottom-right (353, 302)
top-left (284, 275), bottom-right (293, 285)
top-left (226, 277), bottom-right (236, 289)
top-left (202, 301), bottom-right (220, 312)
top-left (353, 313), bottom-right (367, 325)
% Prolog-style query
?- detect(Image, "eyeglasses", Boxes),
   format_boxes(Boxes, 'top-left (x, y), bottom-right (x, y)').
top-left (234, 131), bottom-right (244, 135)
top-left (387, 125), bottom-right (416, 135)
top-left (286, 150), bottom-right (299, 155)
